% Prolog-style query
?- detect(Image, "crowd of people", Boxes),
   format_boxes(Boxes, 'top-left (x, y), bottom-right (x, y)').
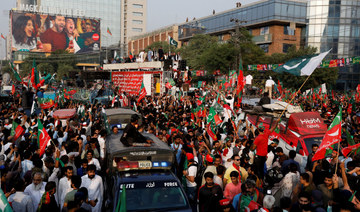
top-left (0, 78), bottom-right (360, 212)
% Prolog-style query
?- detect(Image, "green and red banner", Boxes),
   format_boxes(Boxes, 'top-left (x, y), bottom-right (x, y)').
top-left (312, 109), bottom-right (342, 161)
top-left (38, 98), bottom-right (54, 109)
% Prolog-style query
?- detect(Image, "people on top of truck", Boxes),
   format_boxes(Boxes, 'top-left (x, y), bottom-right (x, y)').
top-left (120, 114), bottom-right (153, 147)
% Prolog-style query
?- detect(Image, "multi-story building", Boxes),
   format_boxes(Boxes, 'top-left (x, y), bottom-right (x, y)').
top-left (178, 0), bottom-right (308, 55)
top-left (307, 0), bottom-right (360, 89)
top-left (128, 24), bottom-right (179, 55)
top-left (15, 0), bottom-right (146, 56)
top-left (121, 0), bottom-right (147, 56)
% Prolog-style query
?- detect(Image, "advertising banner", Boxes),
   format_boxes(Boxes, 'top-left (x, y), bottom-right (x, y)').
top-left (11, 11), bottom-right (100, 53)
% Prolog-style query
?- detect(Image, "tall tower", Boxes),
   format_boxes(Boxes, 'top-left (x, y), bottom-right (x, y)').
top-left (120, 0), bottom-right (147, 56)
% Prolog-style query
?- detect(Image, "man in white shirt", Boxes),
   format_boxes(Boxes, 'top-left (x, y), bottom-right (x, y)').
top-left (183, 150), bottom-right (198, 212)
top-left (81, 164), bottom-right (103, 212)
top-left (21, 151), bottom-right (33, 179)
top-left (98, 130), bottom-right (106, 161)
top-left (58, 166), bottom-right (73, 210)
top-left (8, 179), bottom-right (34, 212)
top-left (265, 76), bottom-right (275, 98)
top-left (245, 74), bottom-right (253, 96)
top-left (24, 172), bottom-right (46, 211)
top-left (86, 150), bottom-right (101, 171)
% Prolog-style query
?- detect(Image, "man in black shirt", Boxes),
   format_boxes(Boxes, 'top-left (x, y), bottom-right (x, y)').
top-left (254, 92), bottom-right (271, 112)
top-left (120, 114), bottom-right (152, 147)
top-left (198, 172), bottom-right (223, 212)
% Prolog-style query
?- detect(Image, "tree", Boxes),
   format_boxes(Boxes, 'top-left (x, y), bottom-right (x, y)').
top-left (57, 64), bottom-right (74, 80)
top-left (180, 34), bottom-right (217, 70)
top-left (19, 50), bottom-right (77, 78)
top-left (199, 43), bottom-right (237, 74)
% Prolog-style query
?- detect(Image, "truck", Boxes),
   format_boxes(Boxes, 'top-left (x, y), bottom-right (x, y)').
top-left (246, 110), bottom-right (327, 172)
top-left (104, 118), bottom-right (191, 211)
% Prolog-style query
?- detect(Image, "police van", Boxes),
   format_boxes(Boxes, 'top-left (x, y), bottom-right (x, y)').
top-left (105, 132), bottom-right (192, 212)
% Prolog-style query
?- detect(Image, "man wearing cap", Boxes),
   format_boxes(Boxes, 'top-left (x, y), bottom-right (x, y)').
top-left (251, 119), bottom-right (279, 179)
top-left (201, 154), bottom-right (217, 186)
top-left (183, 143), bottom-right (197, 211)
top-left (198, 172), bottom-right (223, 212)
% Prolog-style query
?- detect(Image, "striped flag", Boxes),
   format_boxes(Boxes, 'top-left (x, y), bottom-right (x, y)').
top-left (137, 81), bottom-right (147, 103)
top-left (107, 27), bottom-right (112, 36)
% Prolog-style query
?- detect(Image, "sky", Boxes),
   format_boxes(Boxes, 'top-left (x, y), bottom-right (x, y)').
top-left (0, 0), bottom-right (258, 59)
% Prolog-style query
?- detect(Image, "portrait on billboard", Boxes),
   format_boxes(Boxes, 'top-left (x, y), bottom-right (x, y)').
top-left (11, 11), bottom-right (100, 53)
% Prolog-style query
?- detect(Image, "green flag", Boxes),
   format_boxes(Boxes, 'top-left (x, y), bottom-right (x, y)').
top-left (0, 188), bottom-right (13, 212)
top-left (9, 62), bottom-right (23, 83)
top-left (102, 109), bottom-right (111, 135)
top-left (168, 36), bottom-right (178, 48)
top-left (207, 107), bottom-right (216, 124)
top-left (10, 121), bottom-right (18, 136)
top-left (239, 195), bottom-right (252, 212)
top-left (116, 185), bottom-right (126, 212)
top-left (274, 49), bottom-right (331, 76)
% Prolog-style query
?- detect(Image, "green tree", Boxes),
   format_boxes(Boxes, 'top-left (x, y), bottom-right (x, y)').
top-left (180, 34), bottom-right (217, 70)
top-left (57, 64), bottom-right (74, 80)
top-left (200, 43), bottom-right (237, 74)
top-left (19, 50), bottom-right (77, 78)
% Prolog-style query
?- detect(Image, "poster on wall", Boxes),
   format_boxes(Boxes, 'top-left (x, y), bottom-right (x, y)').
top-left (11, 11), bottom-right (100, 53)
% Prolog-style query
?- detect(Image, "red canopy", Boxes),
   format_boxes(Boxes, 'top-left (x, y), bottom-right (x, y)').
top-left (287, 112), bottom-right (327, 136)
top-left (53, 109), bottom-right (76, 119)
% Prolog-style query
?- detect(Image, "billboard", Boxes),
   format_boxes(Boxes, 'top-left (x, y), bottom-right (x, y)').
top-left (11, 11), bottom-right (100, 53)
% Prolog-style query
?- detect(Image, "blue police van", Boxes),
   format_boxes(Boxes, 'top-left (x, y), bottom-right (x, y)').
top-left (105, 129), bottom-right (192, 211)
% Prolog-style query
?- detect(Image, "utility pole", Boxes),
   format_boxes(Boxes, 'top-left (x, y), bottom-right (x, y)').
top-left (230, 18), bottom-right (247, 70)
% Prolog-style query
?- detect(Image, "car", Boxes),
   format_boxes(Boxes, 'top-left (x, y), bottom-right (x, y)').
top-left (104, 108), bottom-right (142, 130)
top-left (105, 132), bottom-right (192, 212)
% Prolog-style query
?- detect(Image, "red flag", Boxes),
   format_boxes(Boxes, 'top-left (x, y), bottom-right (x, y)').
top-left (357, 84), bottom-right (360, 93)
top-left (13, 125), bottom-right (25, 142)
top-left (236, 70), bottom-right (244, 95)
top-left (30, 67), bottom-right (38, 89)
top-left (214, 114), bottom-right (222, 125)
top-left (111, 95), bottom-right (116, 107)
top-left (137, 81), bottom-right (147, 103)
top-left (312, 110), bottom-right (342, 161)
top-left (277, 80), bottom-right (283, 94)
top-left (206, 123), bottom-right (217, 141)
top-left (0, 33), bottom-right (5, 40)
top-left (11, 84), bottom-right (15, 95)
top-left (342, 143), bottom-right (360, 157)
top-left (38, 98), bottom-right (54, 109)
top-left (38, 119), bottom-right (51, 156)
top-left (165, 82), bottom-right (172, 89)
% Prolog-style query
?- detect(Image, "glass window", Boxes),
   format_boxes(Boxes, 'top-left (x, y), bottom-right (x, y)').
top-left (284, 26), bottom-right (295, 35)
top-left (133, 4), bottom-right (143, 8)
top-left (260, 26), bottom-right (269, 35)
top-left (133, 20), bottom-right (143, 24)
top-left (133, 12), bottom-right (143, 16)
top-left (283, 43), bottom-right (293, 53)
top-left (259, 44), bottom-right (269, 53)
top-left (132, 28), bottom-right (143, 32)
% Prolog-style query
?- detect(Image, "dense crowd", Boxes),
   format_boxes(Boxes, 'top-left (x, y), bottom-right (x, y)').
top-left (0, 81), bottom-right (360, 212)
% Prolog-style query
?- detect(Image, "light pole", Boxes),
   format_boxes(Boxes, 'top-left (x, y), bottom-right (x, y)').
top-left (230, 18), bottom-right (247, 70)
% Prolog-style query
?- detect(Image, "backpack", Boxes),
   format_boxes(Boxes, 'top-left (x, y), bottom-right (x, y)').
top-left (188, 161), bottom-right (206, 187)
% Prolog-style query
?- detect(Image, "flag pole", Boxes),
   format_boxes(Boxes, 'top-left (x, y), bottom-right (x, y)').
top-left (278, 74), bottom-right (312, 118)
top-left (335, 141), bottom-right (341, 174)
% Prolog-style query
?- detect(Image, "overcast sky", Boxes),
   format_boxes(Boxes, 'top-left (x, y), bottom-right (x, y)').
top-left (0, 0), bottom-right (258, 59)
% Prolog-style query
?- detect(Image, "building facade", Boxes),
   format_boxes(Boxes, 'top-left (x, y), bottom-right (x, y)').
top-left (128, 25), bottom-right (179, 55)
top-left (121, 0), bottom-right (147, 56)
top-left (178, 0), bottom-right (308, 55)
top-left (307, 0), bottom-right (360, 90)
top-left (16, 0), bottom-right (146, 54)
